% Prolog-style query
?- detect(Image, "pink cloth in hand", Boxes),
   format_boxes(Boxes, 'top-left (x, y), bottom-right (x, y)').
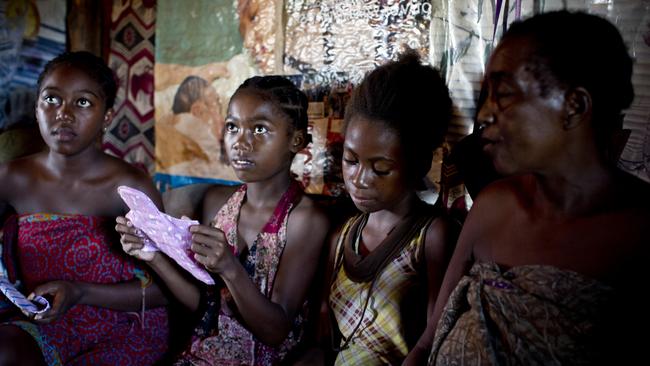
top-left (117, 186), bottom-right (214, 285)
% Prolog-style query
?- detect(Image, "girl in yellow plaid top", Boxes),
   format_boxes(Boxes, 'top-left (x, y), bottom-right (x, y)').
top-left (297, 50), bottom-right (459, 366)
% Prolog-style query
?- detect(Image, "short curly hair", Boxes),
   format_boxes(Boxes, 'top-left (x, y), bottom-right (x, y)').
top-left (502, 10), bottom-right (634, 150)
top-left (37, 51), bottom-right (118, 110)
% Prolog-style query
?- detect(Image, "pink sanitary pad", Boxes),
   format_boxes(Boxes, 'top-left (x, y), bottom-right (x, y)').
top-left (117, 186), bottom-right (214, 285)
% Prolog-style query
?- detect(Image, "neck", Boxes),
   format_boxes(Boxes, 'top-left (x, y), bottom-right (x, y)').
top-left (534, 158), bottom-right (617, 216)
top-left (45, 147), bottom-right (104, 178)
top-left (366, 191), bottom-right (420, 234)
top-left (244, 172), bottom-right (293, 209)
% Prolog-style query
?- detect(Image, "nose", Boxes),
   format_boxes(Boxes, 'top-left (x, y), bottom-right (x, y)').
top-left (55, 103), bottom-right (73, 123)
top-left (231, 129), bottom-right (253, 153)
top-left (349, 164), bottom-right (371, 189)
top-left (475, 98), bottom-right (495, 134)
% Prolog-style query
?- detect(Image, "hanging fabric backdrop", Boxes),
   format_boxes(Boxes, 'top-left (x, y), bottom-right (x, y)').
top-left (151, 0), bottom-right (650, 194)
top-left (103, 0), bottom-right (157, 175)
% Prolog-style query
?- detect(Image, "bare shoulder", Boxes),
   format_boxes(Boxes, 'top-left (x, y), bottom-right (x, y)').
top-left (202, 184), bottom-right (241, 222)
top-left (468, 175), bottom-right (531, 220)
top-left (0, 152), bottom-right (46, 201)
top-left (105, 155), bottom-right (158, 196)
top-left (424, 212), bottom-right (460, 251)
top-left (286, 194), bottom-right (330, 249)
top-left (291, 194), bottom-right (330, 230)
top-left (163, 183), bottom-right (213, 219)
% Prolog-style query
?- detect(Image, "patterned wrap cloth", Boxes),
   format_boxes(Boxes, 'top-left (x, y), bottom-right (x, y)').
top-left (428, 262), bottom-right (615, 366)
top-left (329, 214), bottom-right (431, 365)
top-left (176, 181), bottom-right (305, 366)
top-left (3, 213), bottom-right (169, 366)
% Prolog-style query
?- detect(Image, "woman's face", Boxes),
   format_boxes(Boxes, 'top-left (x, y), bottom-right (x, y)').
top-left (477, 36), bottom-right (568, 176)
top-left (36, 64), bottom-right (111, 156)
top-left (342, 116), bottom-right (412, 213)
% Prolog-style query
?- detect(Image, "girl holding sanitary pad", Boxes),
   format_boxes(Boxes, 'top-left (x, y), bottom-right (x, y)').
top-left (116, 75), bottom-right (330, 365)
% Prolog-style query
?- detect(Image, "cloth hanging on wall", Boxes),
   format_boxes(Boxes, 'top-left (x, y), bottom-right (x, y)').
top-left (103, 0), bottom-right (157, 175)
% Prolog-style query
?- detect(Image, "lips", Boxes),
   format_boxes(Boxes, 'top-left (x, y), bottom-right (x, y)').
top-left (230, 157), bottom-right (255, 169)
top-left (52, 126), bottom-right (77, 142)
top-left (349, 192), bottom-right (374, 205)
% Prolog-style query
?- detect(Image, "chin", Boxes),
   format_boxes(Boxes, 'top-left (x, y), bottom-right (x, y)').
top-left (351, 200), bottom-right (382, 213)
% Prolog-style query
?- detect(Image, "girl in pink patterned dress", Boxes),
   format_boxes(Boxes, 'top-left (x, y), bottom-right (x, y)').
top-left (0, 52), bottom-right (170, 365)
top-left (117, 76), bottom-right (329, 365)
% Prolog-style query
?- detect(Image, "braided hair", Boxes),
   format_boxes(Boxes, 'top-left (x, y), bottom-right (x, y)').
top-left (37, 51), bottom-right (117, 110)
top-left (233, 76), bottom-right (309, 136)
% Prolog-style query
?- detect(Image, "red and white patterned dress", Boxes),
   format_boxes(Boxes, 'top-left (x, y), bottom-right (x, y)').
top-left (176, 181), bottom-right (305, 366)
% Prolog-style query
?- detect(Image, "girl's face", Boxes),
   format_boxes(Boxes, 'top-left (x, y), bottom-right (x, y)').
top-left (477, 36), bottom-right (568, 176)
top-left (224, 90), bottom-right (302, 183)
top-left (342, 116), bottom-right (411, 213)
top-left (36, 64), bottom-right (112, 156)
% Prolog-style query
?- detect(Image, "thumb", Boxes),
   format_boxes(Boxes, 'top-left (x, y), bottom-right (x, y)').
top-left (32, 282), bottom-right (57, 297)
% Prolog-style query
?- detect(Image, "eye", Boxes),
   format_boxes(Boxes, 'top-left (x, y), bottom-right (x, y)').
top-left (225, 122), bottom-right (238, 133)
top-left (43, 95), bottom-right (59, 105)
top-left (342, 155), bottom-right (357, 165)
top-left (373, 169), bottom-right (390, 176)
top-left (253, 125), bottom-right (268, 135)
top-left (77, 98), bottom-right (92, 108)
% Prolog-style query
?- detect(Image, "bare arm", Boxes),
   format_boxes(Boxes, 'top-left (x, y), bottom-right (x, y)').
top-left (191, 201), bottom-right (330, 346)
top-left (116, 216), bottom-right (202, 311)
top-left (291, 223), bottom-right (344, 366)
top-left (402, 216), bottom-right (460, 366)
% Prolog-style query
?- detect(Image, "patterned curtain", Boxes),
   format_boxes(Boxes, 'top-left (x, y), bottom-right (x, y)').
top-left (103, 0), bottom-right (156, 175)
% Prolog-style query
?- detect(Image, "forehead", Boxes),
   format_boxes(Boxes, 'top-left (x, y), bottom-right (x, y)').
top-left (228, 89), bottom-right (289, 122)
top-left (41, 64), bottom-right (103, 92)
top-left (344, 116), bottom-right (403, 158)
top-left (486, 36), bottom-right (537, 78)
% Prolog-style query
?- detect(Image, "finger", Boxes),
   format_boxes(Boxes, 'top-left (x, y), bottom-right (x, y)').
top-left (193, 252), bottom-right (215, 271)
top-left (122, 243), bottom-right (144, 255)
top-left (120, 233), bottom-right (143, 246)
top-left (32, 282), bottom-right (58, 297)
top-left (190, 232), bottom-right (224, 248)
top-left (115, 223), bottom-right (137, 236)
top-left (190, 241), bottom-right (216, 257)
top-left (189, 224), bottom-right (225, 238)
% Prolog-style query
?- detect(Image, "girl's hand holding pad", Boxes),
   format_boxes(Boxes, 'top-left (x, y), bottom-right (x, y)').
top-left (115, 216), bottom-right (158, 262)
top-left (189, 225), bottom-right (237, 279)
top-left (28, 280), bottom-right (82, 323)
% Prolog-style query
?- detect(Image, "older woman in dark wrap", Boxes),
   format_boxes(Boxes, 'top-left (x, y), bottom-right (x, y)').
top-left (426, 11), bottom-right (650, 366)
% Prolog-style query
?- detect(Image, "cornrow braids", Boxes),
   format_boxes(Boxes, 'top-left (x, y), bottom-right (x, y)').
top-left (235, 75), bottom-right (309, 132)
top-left (37, 51), bottom-right (117, 110)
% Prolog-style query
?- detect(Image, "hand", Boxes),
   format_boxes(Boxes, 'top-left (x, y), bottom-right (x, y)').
top-left (115, 216), bottom-right (157, 261)
top-left (190, 224), bottom-right (237, 278)
top-left (28, 281), bottom-right (82, 323)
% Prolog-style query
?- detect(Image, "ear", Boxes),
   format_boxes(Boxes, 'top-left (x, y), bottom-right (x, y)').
top-left (563, 87), bottom-right (592, 130)
top-left (289, 131), bottom-right (306, 153)
top-left (103, 108), bottom-right (114, 132)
